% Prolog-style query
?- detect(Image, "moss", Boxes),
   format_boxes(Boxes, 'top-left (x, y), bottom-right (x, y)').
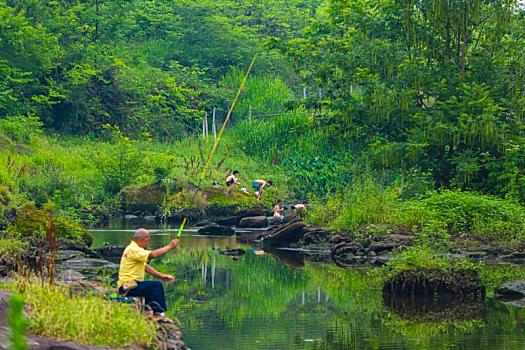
top-left (166, 186), bottom-right (256, 212)
top-left (202, 186), bottom-right (257, 207)
top-left (119, 183), bottom-right (165, 213)
top-left (7, 202), bottom-right (92, 245)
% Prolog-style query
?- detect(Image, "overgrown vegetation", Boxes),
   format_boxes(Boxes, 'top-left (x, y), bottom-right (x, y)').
top-left (10, 279), bottom-right (157, 347)
top-left (306, 177), bottom-right (525, 247)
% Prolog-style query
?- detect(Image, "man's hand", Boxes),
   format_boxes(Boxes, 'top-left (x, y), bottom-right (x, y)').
top-left (161, 274), bottom-right (175, 284)
top-left (169, 239), bottom-right (180, 249)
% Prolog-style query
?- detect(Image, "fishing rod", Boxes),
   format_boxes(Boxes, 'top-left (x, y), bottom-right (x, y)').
top-left (176, 53), bottom-right (258, 237)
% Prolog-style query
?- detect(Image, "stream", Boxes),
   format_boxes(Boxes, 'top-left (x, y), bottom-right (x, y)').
top-left (90, 223), bottom-right (525, 350)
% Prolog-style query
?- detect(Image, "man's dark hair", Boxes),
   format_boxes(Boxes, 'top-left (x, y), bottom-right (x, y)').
top-left (267, 180), bottom-right (273, 186)
top-left (233, 170), bottom-right (240, 175)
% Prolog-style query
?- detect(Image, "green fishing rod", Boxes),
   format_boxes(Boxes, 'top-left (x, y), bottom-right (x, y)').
top-left (176, 53), bottom-right (258, 237)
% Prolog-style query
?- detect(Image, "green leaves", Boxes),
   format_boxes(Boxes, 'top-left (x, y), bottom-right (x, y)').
top-left (7, 294), bottom-right (27, 350)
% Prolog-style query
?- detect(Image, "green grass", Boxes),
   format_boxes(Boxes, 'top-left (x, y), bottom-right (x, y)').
top-left (12, 280), bottom-right (157, 347)
top-left (0, 238), bottom-right (27, 259)
top-left (306, 178), bottom-right (525, 247)
top-left (0, 120), bottom-right (292, 225)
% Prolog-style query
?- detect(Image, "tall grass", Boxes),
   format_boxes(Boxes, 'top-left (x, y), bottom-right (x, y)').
top-left (221, 69), bottom-right (294, 120)
top-left (306, 176), bottom-right (525, 246)
top-left (15, 280), bottom-right (156, 347)
top-left (7, 294), bottom-right (28, 350)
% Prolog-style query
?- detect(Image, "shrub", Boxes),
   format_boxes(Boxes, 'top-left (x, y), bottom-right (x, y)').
top-left (306, 177), bottom-right (407, 232)
top-left (0, 238), bottom-right (27, 259)
top-left (411, 191), bottom-right (525, 245)
top-left (0, 116), bottom-right (43, 143)
top-left (7, 202), bottom-right (92, 245)
top-left (7, 294), bottom-right (28, 350)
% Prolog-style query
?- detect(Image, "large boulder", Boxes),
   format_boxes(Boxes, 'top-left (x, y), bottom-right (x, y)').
top-left (239, 216), bottom-right (268, 228)
top-left (94, 245), bottom-right (126, 263)
top-left (119, 183), bottom-right (165, 214)
top-left (215, 216), bottom-right (238, 226)
top-left (383, 268), bottom-right (485, 300)
top-left (197, 225), bottom-right (235, 236)
top-left (494, 279), bottom-right (525, 299)
top-left (235, 208), bottom-right (268, 222)
top-left (262, 221), bottom-right (305, 247)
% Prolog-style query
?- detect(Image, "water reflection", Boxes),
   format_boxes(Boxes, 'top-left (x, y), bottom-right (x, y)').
top-left (90, 227), bottom-right (525, 350)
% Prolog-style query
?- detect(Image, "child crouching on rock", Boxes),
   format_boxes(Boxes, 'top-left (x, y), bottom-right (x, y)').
top-left (273, 199), bottom-right (284, 221)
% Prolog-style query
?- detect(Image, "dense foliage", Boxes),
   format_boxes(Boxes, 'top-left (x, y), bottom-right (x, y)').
top-left (2, 0), bottom-right (525, 240)
top-left (284, 0), bottom-right (525, 201)
top-left (0, 0), bottom-right (319, 138)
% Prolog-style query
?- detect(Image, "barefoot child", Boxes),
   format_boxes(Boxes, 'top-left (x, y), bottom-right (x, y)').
top-left (252, 179), bottom-right (272, 201)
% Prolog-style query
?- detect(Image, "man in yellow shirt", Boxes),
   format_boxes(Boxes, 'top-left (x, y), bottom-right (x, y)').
top-left (118, 228), bottom-right (179, 323)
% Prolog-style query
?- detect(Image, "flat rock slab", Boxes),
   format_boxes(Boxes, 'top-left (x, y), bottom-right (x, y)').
top-left (495, 279), bottom-right (525, 299)
top-left (61, 258), bottom-right (119, 271)
top-left (57, 250), bottom-right (88, 262)
top-left (57, 269), bottom-right (87, 283)
top-left (239, 216), bottom-right (268, 228)
top-left (499, 251), bottom-right (525, 263)
top-left (197, 225), bottom-right (235, 236)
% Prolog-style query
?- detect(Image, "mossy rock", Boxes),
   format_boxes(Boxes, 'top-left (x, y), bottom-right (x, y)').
top-left (119, 183), bottom-right (166, 214)
top-left (7, 202), bottom-right (92, 246)
top-left (202, 186), bottom-right (256, 207)
top-left (382, 268), bottom-right (485, 300)
top-left (166, 186), bottom-right (256, 214)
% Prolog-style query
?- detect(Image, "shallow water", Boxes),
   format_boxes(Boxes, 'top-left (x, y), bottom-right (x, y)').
top-left (91, 225), bottom-right (525, 350)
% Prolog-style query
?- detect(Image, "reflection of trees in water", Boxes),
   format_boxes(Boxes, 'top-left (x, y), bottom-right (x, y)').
top-left (154, 251), bottom-right (525, 350)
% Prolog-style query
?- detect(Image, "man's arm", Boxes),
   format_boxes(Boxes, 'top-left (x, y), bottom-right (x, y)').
top-left (145, 265), bottom-right (175, 283)
top-left (148, 239), bottom-right (179, 259)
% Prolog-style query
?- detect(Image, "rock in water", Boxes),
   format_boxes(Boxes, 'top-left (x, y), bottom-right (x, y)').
top-left (95, 245), bottom-right (126, 263)
top-left (239, 216), bottom-right (268, 228)
top-left (197, 225), bottom-right (235, 236)
top-left (215, 216), bottom-right (238, 226)
top-left (262, 221), bottom-right (305, 247)
top-left (382, 268), bottom-right (485, 300)
top-left (494, 279), bottom-right (525, 299)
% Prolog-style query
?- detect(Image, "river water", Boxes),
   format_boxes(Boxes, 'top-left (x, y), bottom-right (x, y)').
top-left (90, 224), bottom-right (525, 350)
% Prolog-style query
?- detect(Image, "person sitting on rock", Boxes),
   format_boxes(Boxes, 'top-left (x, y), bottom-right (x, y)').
top-left (225, 170), bottom-right (241, 187)
top-left (273, 199), bottom-right (284, 221)
top-left (252, 179), bottom-right (272, 201)
top-left (117, 228), bottom-right (179, 324)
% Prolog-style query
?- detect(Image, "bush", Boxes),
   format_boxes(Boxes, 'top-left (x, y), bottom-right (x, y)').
top-left (306, 177), bottom-right (407, 232)
top-left (0, 238), bottom-right (27, 259)
top-left (307, 182), bottom-right (525, 246)
top-left (411, 191), bottom-right (525, 245)
top-left (0, 116), bottom-right (43, 143)
top-left (7, 202), bottom-right (92, 245)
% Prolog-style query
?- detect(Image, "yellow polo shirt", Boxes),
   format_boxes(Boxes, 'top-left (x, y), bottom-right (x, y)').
top-left (117, 241), bottom-right (151, 288)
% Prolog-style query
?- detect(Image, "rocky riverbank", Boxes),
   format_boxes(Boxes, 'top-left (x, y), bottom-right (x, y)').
top-left (0, 237), bottom-right (186, 350)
